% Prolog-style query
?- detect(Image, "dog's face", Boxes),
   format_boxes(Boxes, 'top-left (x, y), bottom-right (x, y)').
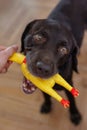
top-left (21, 19), bottom-right (78, 78)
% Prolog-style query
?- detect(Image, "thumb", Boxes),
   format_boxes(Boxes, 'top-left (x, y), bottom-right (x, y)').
top-left (4, 45), bottom-right (18, 59)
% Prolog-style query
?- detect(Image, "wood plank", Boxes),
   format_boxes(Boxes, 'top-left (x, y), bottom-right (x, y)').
top-left (0, 0), bottom-right (87, 129)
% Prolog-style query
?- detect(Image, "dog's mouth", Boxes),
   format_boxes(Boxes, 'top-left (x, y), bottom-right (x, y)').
top-left (22, 77), bottom-right (37, 94)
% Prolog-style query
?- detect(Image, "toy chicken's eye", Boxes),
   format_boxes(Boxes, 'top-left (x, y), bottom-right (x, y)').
top-left (33, 34), bottom-right (46, 44)
top-left (57, 47), bottom-right (68, 55)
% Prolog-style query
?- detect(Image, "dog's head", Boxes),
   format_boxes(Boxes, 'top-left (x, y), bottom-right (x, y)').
top-left (21, 19), bottom-right (78, 79)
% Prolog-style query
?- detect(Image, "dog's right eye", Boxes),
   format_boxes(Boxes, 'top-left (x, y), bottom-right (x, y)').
top-left (33, 34), bottom-right (46, 44)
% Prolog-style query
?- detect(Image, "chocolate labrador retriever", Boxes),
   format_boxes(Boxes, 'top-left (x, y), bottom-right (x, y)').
top-left (21, 0), bottom-right (87, 125)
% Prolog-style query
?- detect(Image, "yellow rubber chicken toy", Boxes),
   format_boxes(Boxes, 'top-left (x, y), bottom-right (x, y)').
top-left (9, 53), bottom-right (79, 108)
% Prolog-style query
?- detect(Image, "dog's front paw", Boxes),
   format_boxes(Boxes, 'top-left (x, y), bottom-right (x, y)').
top-left (70, 112), bottom-right (82, 125)
top-left (40, 102), bottom-right (52, 113)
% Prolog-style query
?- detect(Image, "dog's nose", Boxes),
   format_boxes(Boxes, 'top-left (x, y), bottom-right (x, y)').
top-left (36, 61), bottom-right (52, 76)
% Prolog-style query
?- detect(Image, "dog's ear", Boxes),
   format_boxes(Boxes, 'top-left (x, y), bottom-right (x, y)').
top-left (71, 35), bottom-right (79, 73)
top-left (21, 20), bottom-right (38, 52)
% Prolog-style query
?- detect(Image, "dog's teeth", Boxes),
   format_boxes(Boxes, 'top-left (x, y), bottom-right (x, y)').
top-left (31, 87), bottom-right (36, 91)
top-left (28, 89), bottom-right (31, 93)
top-left (22, 77), bottom-right (36, 94)
top-left (27, 80), bottom-right (30, 84)
top-left (24, 87), bottom-right (28, 91)
top-left (23, 83), bottom-right (26, 87)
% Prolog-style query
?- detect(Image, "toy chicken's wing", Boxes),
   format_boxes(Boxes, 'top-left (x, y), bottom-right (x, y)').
top-left (53, 74), bottom-right (79, 97)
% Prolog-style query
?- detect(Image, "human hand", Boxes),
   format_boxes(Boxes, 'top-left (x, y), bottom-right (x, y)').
top-left (0, 45), bottom-right (18, 73)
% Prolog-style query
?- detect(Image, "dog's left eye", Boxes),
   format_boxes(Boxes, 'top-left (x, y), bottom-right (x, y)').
top-left (33, 34), bottom-right (46, 44)
top-left (57, 47), bottom-right (68, 55)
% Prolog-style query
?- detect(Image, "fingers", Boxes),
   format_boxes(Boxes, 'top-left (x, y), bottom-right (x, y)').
top-left (0, 46), bottom-right (6, 51)
top-left (0, 68), bottom-right (7, 73)
top-left (0, 45), bottom-right (18, 73)
top-left (0, 61), bottom-right (12, 73)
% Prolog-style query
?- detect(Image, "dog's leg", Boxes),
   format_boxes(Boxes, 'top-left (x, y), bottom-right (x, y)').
top-left (65, 89), bottom-right (82, 125)
top-left (40, 92), bottom-right (52, 113)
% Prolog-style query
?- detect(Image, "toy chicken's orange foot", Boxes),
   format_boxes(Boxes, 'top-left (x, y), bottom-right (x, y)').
top-left (9, 53), bottom-right (79, 108)
top-left (70, 88), bottom-right (79, 97)
top-left (61, 99), bottom-right (70, 108)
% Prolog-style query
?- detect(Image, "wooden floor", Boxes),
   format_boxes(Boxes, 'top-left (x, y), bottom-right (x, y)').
top-left (0, 0), bottom-right (87, 130)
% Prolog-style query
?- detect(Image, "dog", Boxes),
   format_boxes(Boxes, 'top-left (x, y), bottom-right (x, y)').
top-left (21, 0), bottom-right (87, 125)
